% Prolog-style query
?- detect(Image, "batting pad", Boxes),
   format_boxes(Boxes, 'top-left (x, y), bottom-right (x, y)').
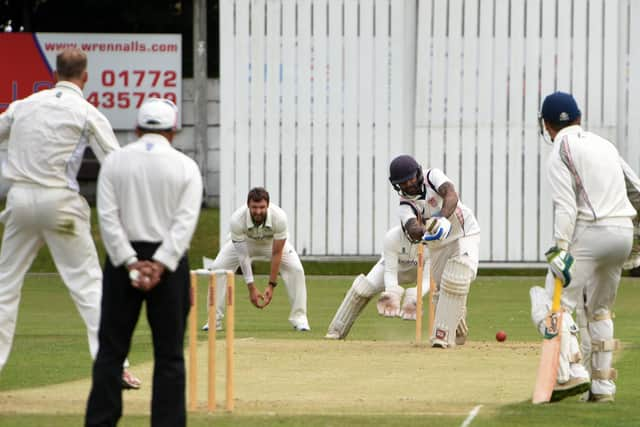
top-left (326, 275), bottom-right (374, 339)
top-left (529, 286), bottom-right (552, 336)
top-left (432, 259), bottom-right (471, 347)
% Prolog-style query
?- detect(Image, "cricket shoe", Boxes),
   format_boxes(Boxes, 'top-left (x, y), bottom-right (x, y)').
top-left (588, 393), bottom-right (614, 403)
top-left (324, 330), bottom-right (340, 340)
top-left (121, 369), bottom-right (142, 390)
top-left (292, 318), bottom-right (311, 331)
top-left (550, 376), bottom-right (591, 402)
top-left (201, 322), bottom-right (223, 331)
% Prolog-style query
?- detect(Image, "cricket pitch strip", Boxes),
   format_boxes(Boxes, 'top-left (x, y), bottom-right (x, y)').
top-left (0, 339), bottom-right (539, 416)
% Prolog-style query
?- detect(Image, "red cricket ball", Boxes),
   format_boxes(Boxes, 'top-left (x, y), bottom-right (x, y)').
top-left (496, 330), bottom-right (507, 342)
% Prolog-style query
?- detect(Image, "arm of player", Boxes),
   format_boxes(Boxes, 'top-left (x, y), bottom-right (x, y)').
top-left (549, 140), bottom-right (578, 249)
top-left (436, 181), bottom-right (459, 219)
top-left (377, 234), bottom-right (403, 317)
top-left (86, 109), bottom-right (121, 162)
top-left (97, 155), bottom-right (138, 266)
top-left (232, 240), bottom-right (265, 308)
top-left (263, 238), bottom-right (286, 307)
top-left (152, 162), bottom-right (203, 271)
top-left (0, 102), bottom-right (15, 145)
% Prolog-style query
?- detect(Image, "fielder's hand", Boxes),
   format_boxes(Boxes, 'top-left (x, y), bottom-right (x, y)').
top-left (248, 283), bottom-right (266, 308)
top-left (262, 282), bottom-right (276, 307)
top-left (545, 246), bottom-right (575, 287)
top-left (422, 217), bottom-right (452, 242)
top-left (376, 286), bottom-right (404, 317)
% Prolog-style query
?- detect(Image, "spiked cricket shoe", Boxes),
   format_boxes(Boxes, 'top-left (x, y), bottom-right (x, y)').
top-left (550, 377), bottom-right (590, 402)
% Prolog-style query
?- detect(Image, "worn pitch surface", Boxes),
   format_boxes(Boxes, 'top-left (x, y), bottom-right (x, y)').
top-left (0, 338), bottom-right (538, 416)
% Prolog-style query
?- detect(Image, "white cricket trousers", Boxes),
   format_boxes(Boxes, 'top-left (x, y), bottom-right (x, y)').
top-left (0, 184), bottom-right (102, 372)
top-left (210, 239), bottom-right (308, 326)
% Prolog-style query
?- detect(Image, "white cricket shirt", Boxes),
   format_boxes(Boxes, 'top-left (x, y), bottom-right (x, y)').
top-left (397, 168), bottom-right (480, 247)
top-left (0, 81), bottom-right (120, 191)
top-left (229, 203), bottom-right (289, 242)
top-left (97, 133), bottom-right (203, 271)
top-left (547, 125), bottom-right (636, 246)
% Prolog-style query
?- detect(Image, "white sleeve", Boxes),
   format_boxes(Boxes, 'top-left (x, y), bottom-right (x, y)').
top-left (87, 109), bottom-right (121, 163)
top-left (232, 240), bottom-right (254, 284)
top-left (548, 141), bottom-right (577, 248)
top-left (152, 161), bottom-right (203, 271)
top-left (425, 168), bottom-right (452, 193)
top-left (97, 154), bottom-right (138, 266)
top-left (0, 102), bottom-right (15, 144)
top-left (620, 156), bottom-right (640, 213)
top-left (397, 203), bottom-right (417, 227)
top-left (272, 209), bottom-right (289, 240)
top-left (383, 232), bottom-right (401, 290)
top-left (230, 210), bottom-right (247, 242)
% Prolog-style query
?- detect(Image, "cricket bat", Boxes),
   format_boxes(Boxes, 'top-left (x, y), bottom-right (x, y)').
top-left (531, 277), bottom-right (564, 404)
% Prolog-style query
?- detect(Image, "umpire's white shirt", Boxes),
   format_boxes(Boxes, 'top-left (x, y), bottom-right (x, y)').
top-left (547, 125), bottom-right (636, 246)
top-left (97, 133), bottom-right (203, 271)
top-left (0, 81), bottom-right (120, 191)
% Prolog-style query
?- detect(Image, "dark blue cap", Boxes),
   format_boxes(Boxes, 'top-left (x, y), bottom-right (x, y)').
top-left (540, 91), bottom-right (581, 123)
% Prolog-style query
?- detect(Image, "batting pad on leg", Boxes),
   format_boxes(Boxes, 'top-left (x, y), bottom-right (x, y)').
top-left (431, 259), bottom-right (471, 348)
top-left (325, 275), bottom-right (375, 339)
top-left (589, 309), bottom-right (620, 396)
top-left (529, 286), bottom-right (552, 336)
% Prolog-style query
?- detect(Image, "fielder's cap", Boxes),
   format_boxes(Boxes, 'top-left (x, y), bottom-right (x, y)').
top-left (137, 97), bottom-right (178, 131)
top-left (540, 91), bottom-right (581, 123)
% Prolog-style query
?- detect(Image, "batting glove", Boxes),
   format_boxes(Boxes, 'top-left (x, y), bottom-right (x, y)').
top-left (422, 217), bottom-right (452, 242)
top-left (545, 246), bottom-right (575, 287)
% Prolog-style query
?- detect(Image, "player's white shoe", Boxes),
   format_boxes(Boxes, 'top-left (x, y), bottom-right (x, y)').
top-left (292, 318), bottom-right (311, 331)
top-left (121, 369), bottom-right (142, 390)
top-left (201, 322), bottom-right (223, 331)
top-left (324, 331), bottom-right (340, 339)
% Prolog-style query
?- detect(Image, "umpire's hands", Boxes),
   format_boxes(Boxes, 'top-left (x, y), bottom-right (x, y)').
top-left (248, 283), bottom-right (266, 308)
top-left (128, 260), bottom-right (165, 292)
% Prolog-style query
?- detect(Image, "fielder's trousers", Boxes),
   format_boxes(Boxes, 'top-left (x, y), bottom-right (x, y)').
top-left (85, 242), bottom-right (190, 427)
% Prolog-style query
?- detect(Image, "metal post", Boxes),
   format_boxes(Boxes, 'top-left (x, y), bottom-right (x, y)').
top-left (194, 0), bottom-right (209, 202)
top-left (617, 0), bottom-right (628, 158)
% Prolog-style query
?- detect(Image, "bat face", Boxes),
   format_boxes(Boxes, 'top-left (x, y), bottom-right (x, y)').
top-left (532, 311), bottom-right (563, 404)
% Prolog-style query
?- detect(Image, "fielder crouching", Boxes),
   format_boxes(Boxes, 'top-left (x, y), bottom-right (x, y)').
top-left (325, 224), bottom-right (430, 340)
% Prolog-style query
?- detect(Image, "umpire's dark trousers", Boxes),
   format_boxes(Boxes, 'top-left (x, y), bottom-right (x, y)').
top-left (85, 242), bottom-right (190, 427)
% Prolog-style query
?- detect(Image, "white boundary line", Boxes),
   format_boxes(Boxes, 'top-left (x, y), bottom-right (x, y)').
top-left (460, 405), bottom-right (483, 427)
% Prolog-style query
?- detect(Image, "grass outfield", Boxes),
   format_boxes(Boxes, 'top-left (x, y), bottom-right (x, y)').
top-left (0, 274), bottom-right (639, 426)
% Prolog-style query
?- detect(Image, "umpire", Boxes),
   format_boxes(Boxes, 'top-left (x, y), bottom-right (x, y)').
top-left (85, 98), bottom-right (202, 427)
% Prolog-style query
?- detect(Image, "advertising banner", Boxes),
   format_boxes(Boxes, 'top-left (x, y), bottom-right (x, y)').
top-left (0, 32), bottom-right (182, 129)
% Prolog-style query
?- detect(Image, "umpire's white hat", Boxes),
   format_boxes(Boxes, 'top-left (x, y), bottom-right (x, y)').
top-left (137, 98), bottom-right (178, 131)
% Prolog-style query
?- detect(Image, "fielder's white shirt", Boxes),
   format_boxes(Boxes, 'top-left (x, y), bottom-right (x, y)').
top-left (381, 225), bottom-right (428, 290)
top-left (229, 204), bottom-right (289, 242)
top-left (0, 81), bottom-right (120, 191)
top-left (97, 133), bottom-right (203, 271)
top-left (397, 168), bottom-right (480, 247)
top-left (547, 125), bottom-right (636, 247)
top-left (228, 203), bottom-right (289, 284)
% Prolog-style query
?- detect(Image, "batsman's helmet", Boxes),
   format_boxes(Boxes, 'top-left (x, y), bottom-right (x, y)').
top-left (389, 154), bottom-right (424, 197)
